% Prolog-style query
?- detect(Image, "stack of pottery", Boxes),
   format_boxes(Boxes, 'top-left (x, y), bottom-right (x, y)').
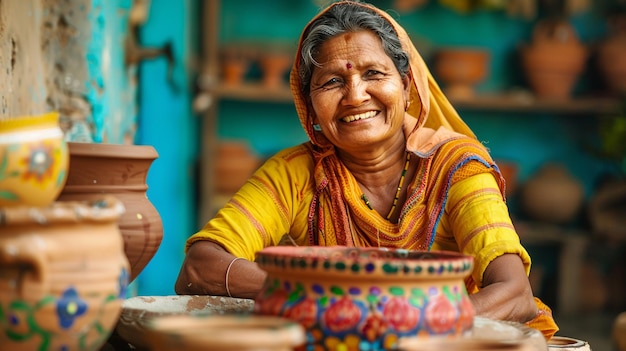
top-left (0, 112), bottom-right (130, 350)
top-left (253, 246), bottom-right (476, 350)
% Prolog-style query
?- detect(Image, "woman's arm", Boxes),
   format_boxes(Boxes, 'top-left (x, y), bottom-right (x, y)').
top-left (174, 240), bottom-right (267, 299)
top-left (469, 253), bottom-right (538, 323)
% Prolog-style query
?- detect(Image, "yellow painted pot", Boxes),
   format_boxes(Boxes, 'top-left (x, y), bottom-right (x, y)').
top-left (0, 112), bottom-right (68, 207)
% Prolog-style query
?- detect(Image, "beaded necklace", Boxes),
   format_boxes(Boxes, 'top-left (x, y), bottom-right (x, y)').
top-left (360, 151), bottom-right (411, 220)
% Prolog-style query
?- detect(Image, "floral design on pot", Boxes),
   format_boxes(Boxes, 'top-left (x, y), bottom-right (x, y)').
top-left (0, 112), bottom-right (68, 207)
top-left (254, 246), bottom-right (475, 351)
top-left (0, 197), bottom-right (129, 351)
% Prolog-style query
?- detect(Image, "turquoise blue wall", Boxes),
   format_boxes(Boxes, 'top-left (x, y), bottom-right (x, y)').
top-left (135, 0), bottom-right (199, 296)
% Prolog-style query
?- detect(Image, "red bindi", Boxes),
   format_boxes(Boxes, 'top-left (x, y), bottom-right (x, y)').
top-left (346, 62), bottom-right (352, 69)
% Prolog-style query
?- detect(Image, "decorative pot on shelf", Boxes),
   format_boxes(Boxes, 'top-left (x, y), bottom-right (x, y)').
top-left (519, 163), bottom-right (584, 224)
top-left (434, 48), bottom-right (490, 100)
top-left (0, 197), bottom-right (129, 351)
top-left (258, 49), bottom-right (292, 88)
top-left (520, 20), bottom-right (588, 100)
top-left (57, 142), bottom-right (163, 282)
top-left (214, 140), bottom-right (262, 195)
top-left (0, 111), bottom-right (68, 207)
top-left (254, 246), bottom-right (475, 351)
top-left (597, 15), bottom-right (626, 95)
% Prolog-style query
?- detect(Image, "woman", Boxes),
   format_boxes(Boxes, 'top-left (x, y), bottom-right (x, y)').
top-left (176, 0), bottom-right (558, 339)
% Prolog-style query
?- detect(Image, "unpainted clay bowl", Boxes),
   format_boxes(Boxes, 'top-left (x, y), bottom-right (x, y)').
top-left (144, 314), bottom-right (306, 351)
top-left (115, 295), bottom-right (254, 349)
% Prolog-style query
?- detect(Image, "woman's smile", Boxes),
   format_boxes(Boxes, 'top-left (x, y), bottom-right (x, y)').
top-left (341, 110), bottom-right (378, 123)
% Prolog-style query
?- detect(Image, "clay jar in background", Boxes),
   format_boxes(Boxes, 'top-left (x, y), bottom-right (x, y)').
top-left (434, 48), bottom-right (490, 100)
top-left (58, 142), bottom-right (163, 282)
top-left (0, 197), bottom-right (129, 351)
top-left (520, 20), bottom-right (588, 100)
top-left (254, 246), bottom-right (476, 350)
top-left (519, 163), bottom-right (584, 224)
top-left (214, 140), bottom-right (262, 195)
top-left (0, 111), bottom-right (69, 207)
top-left (597, 15), bottom-right (626, 95)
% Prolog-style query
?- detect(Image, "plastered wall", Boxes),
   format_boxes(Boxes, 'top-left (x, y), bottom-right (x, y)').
top-left (0, 0), bottom-right (138, 144)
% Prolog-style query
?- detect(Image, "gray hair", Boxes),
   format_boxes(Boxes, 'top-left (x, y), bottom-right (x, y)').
top-left (299, 1), bottom-right (410, 95)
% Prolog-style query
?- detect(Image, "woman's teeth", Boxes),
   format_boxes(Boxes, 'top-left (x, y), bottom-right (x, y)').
top-left (342, 111), bottom-right (377, 122)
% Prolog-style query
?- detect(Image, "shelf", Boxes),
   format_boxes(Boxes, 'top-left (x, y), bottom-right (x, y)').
top-left (202, 80), bottom-right (621, 115)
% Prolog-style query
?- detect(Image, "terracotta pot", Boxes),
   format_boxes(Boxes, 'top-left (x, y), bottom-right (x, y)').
top-left (496, 160), bottom-right (519, 197)
top-left (597, 15), bottom-right (626, 95)
top-left (144, 314), bottom-right (306, 351)
top-left (0, 111), bottom-right (68, 207)
top-left (520, 164), bottom-right (584, 224)
top-left (520, 20), bottom-right (588, 100)
top-left (259, 52), bottom-right (292, 88)
top-left (614, 311), bottom-right (626, 351)
top-left (0, 197), bottom-right (129, 351)
top-left (588, 178), bottom-right (626, 241)
top-left (214, 141), bottom-right (262, 194)
top-left (58, 142), bottom-right (163, 282)
top-left (254, 246), bottom-right (475, 350)
top-left (434, 48), bottom-right (490, 100)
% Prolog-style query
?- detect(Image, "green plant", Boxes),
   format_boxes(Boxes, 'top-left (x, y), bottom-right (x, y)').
top-left (597, 99), bottom-right (626, 175)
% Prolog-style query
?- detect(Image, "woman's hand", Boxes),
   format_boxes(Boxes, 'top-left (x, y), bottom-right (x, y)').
top-left (469, 253), bottom-right (539, 323)
top-left (174, 240), bottom-right (267, 299)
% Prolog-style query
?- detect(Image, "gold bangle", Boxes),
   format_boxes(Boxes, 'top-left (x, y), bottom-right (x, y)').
top-left (225, 257), bottom-right (244, 298)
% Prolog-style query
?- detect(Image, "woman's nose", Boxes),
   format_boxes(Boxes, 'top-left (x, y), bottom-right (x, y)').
top-left (342, 78), bottom-right (370, 106)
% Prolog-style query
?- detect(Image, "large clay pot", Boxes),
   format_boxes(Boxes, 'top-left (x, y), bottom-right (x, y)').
top-left (520, 20), bottom-right (588, 100)
top-left (520, 164), bottom-right (584, 224)
top-left (0, 197), bottom-right (129, 351)
top-left (254, 246), bottom-right (475, 351)
top-left (58, 142), bottom-right (163, 282)
top-left (0, 111), bottom-right (68, 207)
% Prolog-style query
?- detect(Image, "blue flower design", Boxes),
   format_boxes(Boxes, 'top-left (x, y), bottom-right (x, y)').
top-left (56, 287), bottom-right (87, 329)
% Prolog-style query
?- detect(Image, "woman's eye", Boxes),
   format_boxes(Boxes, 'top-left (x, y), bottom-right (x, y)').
top-left (322, 77), bottom-right (342, 88)
top-left (365, 70), bottom-right (383, 78)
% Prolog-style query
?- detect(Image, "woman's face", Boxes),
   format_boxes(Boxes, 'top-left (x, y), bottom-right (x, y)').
top-left (308, 30), bottom-right (410, 151)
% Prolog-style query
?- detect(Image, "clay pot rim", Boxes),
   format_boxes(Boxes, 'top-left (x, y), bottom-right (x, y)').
top-left (67, 142), bottom-right (158, 159)
top-left (256, 246), bottom-right (474, 279)
top-left (258, 245), bottom-right (471, 261)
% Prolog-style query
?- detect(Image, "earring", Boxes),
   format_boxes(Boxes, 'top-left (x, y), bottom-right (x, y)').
top-left (405, 100), bottom-right (411, 111)
top-left (312, 124), bottom-right (322, 131)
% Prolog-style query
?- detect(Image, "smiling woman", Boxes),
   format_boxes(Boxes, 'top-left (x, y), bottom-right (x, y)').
top-left (175, 0), bottom-right (558, 347)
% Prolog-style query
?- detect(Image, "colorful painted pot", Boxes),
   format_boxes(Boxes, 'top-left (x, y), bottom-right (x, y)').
top-left (0, 112), bottom-right (68, 207)
top-left (254, 246), bottom-right (475, 351)
top-left (0, 197), bottom-right (130, 351)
